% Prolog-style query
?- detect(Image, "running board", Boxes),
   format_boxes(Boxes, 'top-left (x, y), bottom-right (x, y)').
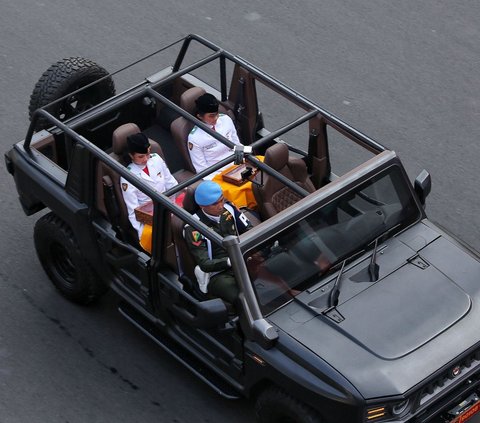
top-left (118, 303), bottom-right (242, 400)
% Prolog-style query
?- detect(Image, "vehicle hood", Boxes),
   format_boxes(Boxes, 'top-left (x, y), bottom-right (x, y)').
top-left (268, 222), bottom-right (480, 398)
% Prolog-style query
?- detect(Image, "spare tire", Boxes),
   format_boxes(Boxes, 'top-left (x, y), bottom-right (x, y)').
top-left (29, 57), bottom-right (115, 131)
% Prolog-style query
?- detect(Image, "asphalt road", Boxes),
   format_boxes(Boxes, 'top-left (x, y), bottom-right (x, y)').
top-left (1, 1), bottom-right (480, 422)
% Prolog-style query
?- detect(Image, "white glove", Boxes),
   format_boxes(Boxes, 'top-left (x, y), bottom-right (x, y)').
top-left (227, 258), bottom-right (231, 267)
top-left (194, 266), bottom-right (210, 294)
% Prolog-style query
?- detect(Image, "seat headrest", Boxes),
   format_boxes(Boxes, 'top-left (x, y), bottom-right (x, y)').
top-left (112, 123), bottom-right (141, 155)
top-left (264, 143), bottom-right (289, 171)
top-left (180, 87), bottom-right (207, 115)
top-left (182, 180), bottom-right (203, 214)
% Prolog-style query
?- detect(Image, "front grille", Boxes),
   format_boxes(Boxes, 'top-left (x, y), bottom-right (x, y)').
top-left (419, 348), bottom-right (480, 407)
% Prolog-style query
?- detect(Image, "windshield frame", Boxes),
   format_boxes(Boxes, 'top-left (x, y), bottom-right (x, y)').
top-left (240, 151), bottom-right (425, 315)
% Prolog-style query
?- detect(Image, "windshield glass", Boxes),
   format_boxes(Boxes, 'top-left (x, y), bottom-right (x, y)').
top-left (245, 165), bottom-right (422, 314)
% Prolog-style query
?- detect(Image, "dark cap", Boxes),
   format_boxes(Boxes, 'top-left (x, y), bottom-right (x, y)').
top-left (127, 133), bottom-right (150, 154)
top-left (195, 93), bottom-right (219, 114)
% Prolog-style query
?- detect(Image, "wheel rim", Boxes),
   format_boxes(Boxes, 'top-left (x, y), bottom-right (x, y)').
top-left (50, 242), bottom-right (76, 288)
top-left (56, 84), bottom-right (104, 122)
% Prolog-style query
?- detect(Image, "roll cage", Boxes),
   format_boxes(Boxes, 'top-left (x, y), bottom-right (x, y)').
top-left (19, 34), bottom-right (425, 347)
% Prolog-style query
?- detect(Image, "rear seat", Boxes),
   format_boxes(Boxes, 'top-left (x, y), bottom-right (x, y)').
top-left (170, 87), bottom-right (206, 173)
top-left (96, 123), bottom-right (165, 245)
top-left (170, 86), bottom-right (239, 175)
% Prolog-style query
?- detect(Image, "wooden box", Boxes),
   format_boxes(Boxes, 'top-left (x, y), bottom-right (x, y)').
top-left (135, 201), bottom-right (154, 226)
top-left (134, 191), bottom-right (186, 226)
top-left (222, 163), bottom-right (257, 186)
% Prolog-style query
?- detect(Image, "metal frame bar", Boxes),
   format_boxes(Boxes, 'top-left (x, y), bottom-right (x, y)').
top-left (25, 34), bottom-right (390, 248)
top-left (19, 34), bottom-right (407, 341)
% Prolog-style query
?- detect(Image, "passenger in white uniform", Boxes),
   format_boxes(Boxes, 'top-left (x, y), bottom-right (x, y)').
top-left (187, 93), bottom-right (241, 174)
top-left (120, 132), bottom-right (177, 252)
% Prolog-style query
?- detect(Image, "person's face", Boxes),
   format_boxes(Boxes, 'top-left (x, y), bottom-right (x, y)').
top-left (129, 146), bottom-right (151, 166)
top-left (198, 111), bottom-right (219, 126)
top-left (201, 195), bottom-right (225, 216)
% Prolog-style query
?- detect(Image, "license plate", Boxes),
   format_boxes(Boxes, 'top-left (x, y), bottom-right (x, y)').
top-left (449, 394), bottom-right (480, 423)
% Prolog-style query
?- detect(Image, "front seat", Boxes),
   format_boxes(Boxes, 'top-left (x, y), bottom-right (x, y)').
top-left (252, 142), bottom-right (316, 220)
top-left (170, 181), bottom-right (204, 293)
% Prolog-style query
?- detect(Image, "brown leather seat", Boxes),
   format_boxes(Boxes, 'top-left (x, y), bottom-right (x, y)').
top-left (111, 123), bottom-right (164, 164)
top-left (96, 123), bottom-right (165, 245)
top-left (170, 87), bottom-right (206, 173)
top-left (170, 87), bottom-right (238, 174)
top-left (171, 181), bottom-right (202, 286)
top-left (170, 180), bottom-right (263, 298)
top-left (252, 143), bottom-right (316, 220)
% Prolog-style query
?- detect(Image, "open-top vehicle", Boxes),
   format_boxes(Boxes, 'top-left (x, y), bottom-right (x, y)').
top-left (5, 34), bottom-right (480, 423)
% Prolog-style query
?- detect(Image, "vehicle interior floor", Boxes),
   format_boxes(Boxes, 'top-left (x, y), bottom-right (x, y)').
top-left (143, 123), bottom-right (186, 174)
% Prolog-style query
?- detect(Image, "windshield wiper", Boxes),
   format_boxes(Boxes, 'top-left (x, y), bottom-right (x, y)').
top-left (324, 224), bottom-right (400, 308)
top-left (368, 238), bottom-right (380, 282)
top-left (368, 223), bottom-right (402, 282)
top-left (328, 259), bottom-right (346, 308)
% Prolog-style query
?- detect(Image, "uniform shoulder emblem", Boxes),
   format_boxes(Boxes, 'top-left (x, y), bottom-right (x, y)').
top-left (190, 230), bottom-right (203, 246)
top-left (223, 210), bottom-right (233, 221)
top-left (190, 126), bottom-right (197, 134)
top-left (150, 153), bottom-right (158, 158)
top-left (122, 183), bottom-right (128, 191)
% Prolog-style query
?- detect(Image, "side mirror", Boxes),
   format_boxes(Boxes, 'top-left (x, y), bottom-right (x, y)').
top-left (414, 170), bottom-right (431, 207)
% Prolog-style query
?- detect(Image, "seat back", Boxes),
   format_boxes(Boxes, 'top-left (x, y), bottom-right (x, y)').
top-left (96, 123), bottom-right (164, 244)
top-left (111, 122), bottom-right (164, 163)
top-left (170, 87), bottom-right (206, 173)
top-left (170, 87), bottom-right (238, 174)
top-left (253, 143), bottom-right (316, 220)
top-left (111, 122), bottom-right (140, 164)
top-left (101, 174), bottom-right (140, 246)
top-left (170, 181), bottom-right (202, 284)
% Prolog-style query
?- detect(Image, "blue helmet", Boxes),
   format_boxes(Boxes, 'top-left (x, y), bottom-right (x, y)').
top-left (194, 181), bottom-right (222, 206)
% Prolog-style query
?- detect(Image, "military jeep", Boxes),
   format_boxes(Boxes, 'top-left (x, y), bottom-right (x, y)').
top-left (5, 34), bottom-right (480, 423)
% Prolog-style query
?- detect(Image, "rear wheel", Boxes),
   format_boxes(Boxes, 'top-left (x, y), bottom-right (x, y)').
top-left (29, 57), bottom-right (115, 131)
top-left (255, 386), bottom-right (323, 423)
top-left (34, 212), bottom-right (108, 304)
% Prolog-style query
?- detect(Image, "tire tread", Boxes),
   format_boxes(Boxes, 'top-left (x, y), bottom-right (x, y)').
top-left (34, 212), bottom-right (108, 305)
top-left (255, 385), bottom-right (323, 423)
top-left (28, 57), bottom-right (115, 130)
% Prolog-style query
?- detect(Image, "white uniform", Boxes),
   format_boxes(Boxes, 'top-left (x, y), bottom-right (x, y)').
top-left (120, 153), bottom-right (177, 238)
top-left (188, 114), bottom-right (241, 173)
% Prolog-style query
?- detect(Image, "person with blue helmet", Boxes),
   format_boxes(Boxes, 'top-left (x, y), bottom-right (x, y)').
top-left (184, 180), bottom-right (252, 304)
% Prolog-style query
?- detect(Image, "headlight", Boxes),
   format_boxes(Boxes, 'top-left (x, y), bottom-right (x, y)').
top-left (366, 399), bottom-right (411, 422)
top-left (392, 399), bottom-right (410, 416)
top-left (366, 406), bottom-right (387, 421)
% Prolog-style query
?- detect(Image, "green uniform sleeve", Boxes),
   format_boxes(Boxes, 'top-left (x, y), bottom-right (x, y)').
top-left (184, 226), bottom-right (230, 272)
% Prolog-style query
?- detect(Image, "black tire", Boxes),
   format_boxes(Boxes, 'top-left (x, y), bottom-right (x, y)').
top-left (34, 212), bottom-right (108, 304)
top-left (29, 57), bottom-right (115, 131)
top-left (255, 386), bottom-right (323, 423)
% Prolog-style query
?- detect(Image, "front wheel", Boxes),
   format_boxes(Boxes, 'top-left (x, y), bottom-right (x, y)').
top-left (255, 386), bottom-right (323, 423)
top-left (34, 212), bottom-right (108, 304)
